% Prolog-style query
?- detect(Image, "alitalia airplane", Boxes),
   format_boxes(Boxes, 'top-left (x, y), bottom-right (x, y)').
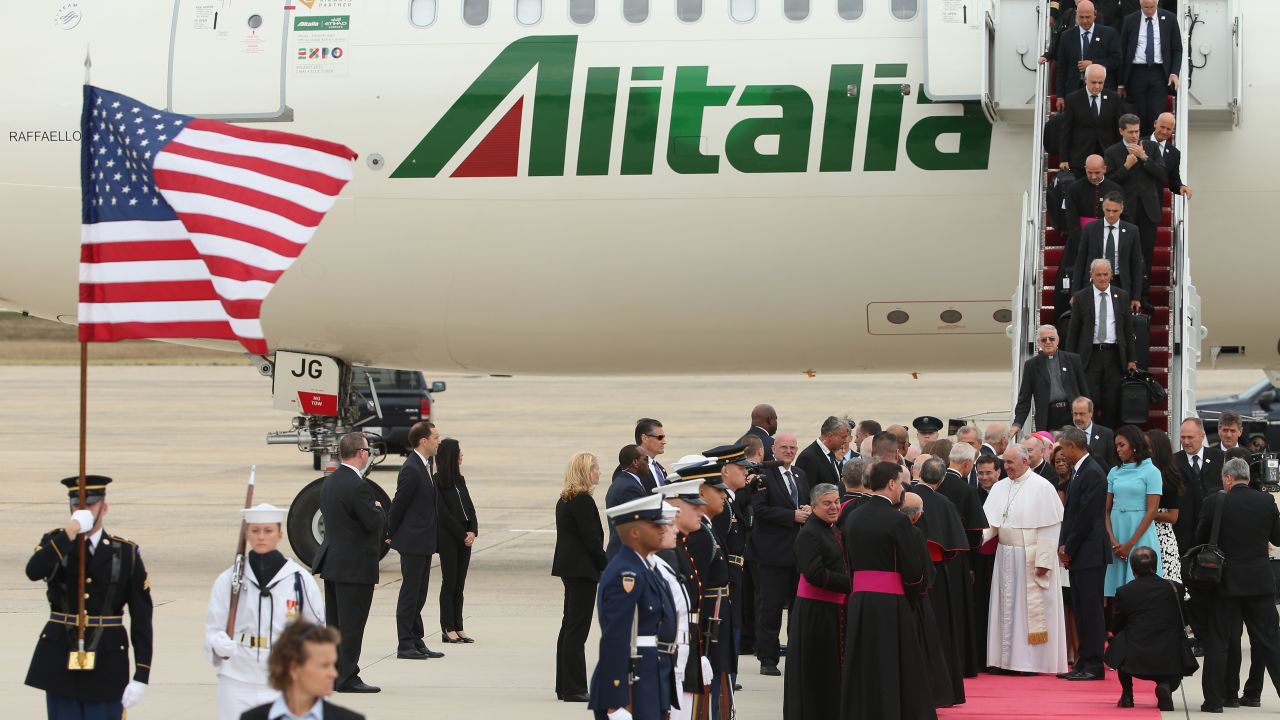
top-left (0, 0), bottom-right (1273, 390)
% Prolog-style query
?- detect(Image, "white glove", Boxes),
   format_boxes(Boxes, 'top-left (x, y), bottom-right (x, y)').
top-left (121, 680), bottom-right (146, 709)
top-left (211, 631), bottom-right (237, 659)
top-left (701, 656), bottom-right (713, 686)
top-left (70, 510), bottom-right (94, 535)
top-left (607, 709), bottom-right (633, 720)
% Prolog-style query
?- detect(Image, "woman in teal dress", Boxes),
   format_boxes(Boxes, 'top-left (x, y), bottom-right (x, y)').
top-left (1104, 424), bottom-right (1164, 596)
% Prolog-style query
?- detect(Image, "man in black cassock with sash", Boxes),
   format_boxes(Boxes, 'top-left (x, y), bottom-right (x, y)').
top-left (783, 483), bottom-right (849, 720)
top-left (840, 462), bottom-right (937, 720)
top-left (938, 444), bottom-right (989, 676)
top-left (900, 491), bottom-right (958, 709)
top-left (907, 458), bottom-right (971, 706)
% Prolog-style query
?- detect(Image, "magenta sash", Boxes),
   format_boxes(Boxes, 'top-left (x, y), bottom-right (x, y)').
top-left (851, 570), bottom-right (904, 595)
top-left (797, 576), bottom-right (848, 605)
top-left (1079, 216), bottom-right (1097, 229)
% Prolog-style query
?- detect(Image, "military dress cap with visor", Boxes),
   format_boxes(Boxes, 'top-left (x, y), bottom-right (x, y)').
top-left (653, 478), bottom-right (709, 505)
top-left (912, 416), bottom-right (944, 434)
top-left (667, 454), bottom-right (729, 490)
top-left (61, 475), bottom-right (112, 504)
top-left (702, 443), bottom-right (762, 470)
top-left (606, 493), bottom-right (674, 527)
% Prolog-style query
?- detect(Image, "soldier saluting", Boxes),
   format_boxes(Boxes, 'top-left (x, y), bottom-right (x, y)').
top-left (25, 476), bottom-right (153, 719)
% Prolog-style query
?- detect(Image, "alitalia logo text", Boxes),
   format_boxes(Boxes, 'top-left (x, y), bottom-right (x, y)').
top-left (392, 35), bottom-right (992, 179)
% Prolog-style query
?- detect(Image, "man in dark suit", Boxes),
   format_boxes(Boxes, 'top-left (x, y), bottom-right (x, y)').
top-left (604, 445), bottom-right (651, 559)
top-left (748, 432), bottom-right (809, 676)
top-left (795, 416), bottom-right (848, 497)
top-left (1067, 259), bottom-right (1138, 429)
top-left (314, 432), bottom-right (386, 692)
top-left (1058, 65), bottom-right (1123, 172)
top-left (1105, 113), bottom-right (1166, 300)
top-left (1119, 0), bottom-right (1183, 134)
top-left (1072, 396), bottom-right (1119, 468)
top-left (1107, 547), bottom-right (1189, 710)
top-left (1062, 155), bottom-right (1122, 258)
top-left (744, 404), bottom-right (778, 461)
top-left (1152, 112), bottom-right (1192, 199)
top-left (1175, 416), bottom-right (1225, 655)
top-left (387, 422), bottom-right (445, 663)
top-left (1057, 427), bottom-right (1111, 680)
top-left (1012, 324), bottom-right (1090, 436)
top-left (1055, 1), bottom-right (1122, 99)
top-left (1071, 194), bottom-right (1145, 297)
top-left (1196, 458), bottom-right (1280, 713)
top-left (635, 418), bottom-right (668, 491)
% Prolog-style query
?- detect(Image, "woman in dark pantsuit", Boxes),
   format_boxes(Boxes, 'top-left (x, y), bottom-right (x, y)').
top-left (551, 451), bottom-right (606, 703)
top-left (436, 439), bottom-right (478, 643)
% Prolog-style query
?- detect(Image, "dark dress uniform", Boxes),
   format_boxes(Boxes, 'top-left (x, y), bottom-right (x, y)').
top-left (25, 507), bottom-right (153, 718)
top-left (587, 546), bottom-right (678, 720)
top-left (710, 492), bottom-right (746, 677)
top-left (686, 517), bottom-right (733, 718)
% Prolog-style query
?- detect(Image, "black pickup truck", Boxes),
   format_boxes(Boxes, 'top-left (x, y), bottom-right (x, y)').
top-left (312, 367), bottom-right (446, 469)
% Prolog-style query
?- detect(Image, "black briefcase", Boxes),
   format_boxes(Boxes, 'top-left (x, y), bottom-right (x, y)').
top-left (1131, 312), bottom-right (1152, 370)
top-left (1119, 376), bottom-right (1151, 425)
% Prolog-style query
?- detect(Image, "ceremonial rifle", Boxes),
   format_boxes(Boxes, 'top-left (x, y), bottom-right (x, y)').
top-left (225, 466), bottom-right (256, 636)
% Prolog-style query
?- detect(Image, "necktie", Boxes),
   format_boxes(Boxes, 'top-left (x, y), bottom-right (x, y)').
top-left (1082, 29), bottom-right (1090, 58)
top-left (1192, 455), bottom-right (1200, 474)
top-left (1096, 291), bottom-right (1109, 343)
top-left (1146, 17), bottom-right (1156, 65)
top-left (1091, 94), bottom-right (1099, 118)
top-left (653, 462), bottom-right (665, 487)
top-left (830, 452), bottom-right (841, 477)
top-left (785, 470), bottom-right (798, 506)
top-left (1105, 225), bottom-right (1117, 276)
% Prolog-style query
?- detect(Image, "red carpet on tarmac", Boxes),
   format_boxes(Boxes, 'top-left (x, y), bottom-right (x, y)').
top-left (939, 673), bottom-right (1163, 718)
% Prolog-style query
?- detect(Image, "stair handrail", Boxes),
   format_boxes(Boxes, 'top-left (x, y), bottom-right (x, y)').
top-left (1168, 5), bottom-right (1196, 432)
top-left (1011, 1), bottom-right (1053, 425)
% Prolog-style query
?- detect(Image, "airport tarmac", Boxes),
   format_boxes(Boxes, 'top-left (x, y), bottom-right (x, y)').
top-left (0, 363), bottom-right (1270, 719)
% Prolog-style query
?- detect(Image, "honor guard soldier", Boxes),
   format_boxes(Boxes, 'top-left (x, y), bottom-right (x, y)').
top-left (25, 476), bottom-right (153, 719)
top-left (654, 478), bottom-right (715, 720)
top-left (913, 415), bottom-right (944, 450)
top-left (204, 503), bottom-right (326, 720)
top-left (588, 493), bottom-right (678, 720)
top-left (671, 455), bottom-right (736, 719)
top-left (702, 443), bottom-right (758, 690)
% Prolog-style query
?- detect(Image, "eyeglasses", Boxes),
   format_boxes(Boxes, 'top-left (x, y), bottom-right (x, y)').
top-left (359, 447), bottom-right (371, 454)
top-left (646, 434), bottom-right (666, 441)
top-left (1038, 337), bottom-right (1058, 343)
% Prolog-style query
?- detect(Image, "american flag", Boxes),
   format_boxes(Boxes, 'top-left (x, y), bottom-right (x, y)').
top-left (79, 85), bottom-right (356, 355)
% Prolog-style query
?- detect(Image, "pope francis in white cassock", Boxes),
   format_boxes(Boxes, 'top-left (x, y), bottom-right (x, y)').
top-left (983, 445), bottom-right (1068, 675)
top-left (204, 504), bottom-right (325, 720)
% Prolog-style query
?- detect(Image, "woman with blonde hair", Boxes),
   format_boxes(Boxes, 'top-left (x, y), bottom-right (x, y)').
top-left (551, 452), bottom-right (607, 703)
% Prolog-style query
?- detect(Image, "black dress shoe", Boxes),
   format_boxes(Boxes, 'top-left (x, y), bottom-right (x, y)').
top-left (1055, 671), bottom-right (1073, 679)
top-left (337, 680), bottom-right (381, 693)
top-left (397, 649), bottom-right (429, 660)
top-left (1064, 670), bottom-right (1104, 681)
top-left (458, 635), bottom-right (475, 644)
top-left (420, 646), bottom-right (445, 658)
top-left (1155, 684), bottom-right (1175, 711)
top-left (559, 693), bottom-right (589, 702)
top-left (760, 663), bottom-right (781, 676)
top-left (1239, 695), bottom-right (1262, 708)
top-left (734, 682), bottom-right (743, 691)
top-left (1199, 703), bottom-right (1223, 713)
top-left (1223, 698), bottom-right (1240, 708)
top-left (1116, 693), bottom-right (1134, 708)
top-left (441, 633), bottom-right (463, 644)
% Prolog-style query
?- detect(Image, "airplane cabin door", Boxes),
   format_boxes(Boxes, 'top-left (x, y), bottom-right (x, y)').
top-left (923, 0), bottom-right (995, 119)
top-left (167, 0), bottom-right (292, 120)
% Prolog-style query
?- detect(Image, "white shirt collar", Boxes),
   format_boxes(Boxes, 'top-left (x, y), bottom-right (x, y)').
top-left (340, 462), bottom-right (365, 476)
top-left (268, 695), bottom-right (324, 720)
top-left (414, 449), bottom-right (433, 467)
top-left (1095, 284), bottom-right (1111, 298)
top-left (86, 527), bottom-right (105, 552)
top-left (1072, 454), bottom-right (1089, 472)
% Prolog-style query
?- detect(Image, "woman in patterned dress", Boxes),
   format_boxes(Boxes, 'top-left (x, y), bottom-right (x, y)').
top-left (1144, 429), bottom-right (1184, 585)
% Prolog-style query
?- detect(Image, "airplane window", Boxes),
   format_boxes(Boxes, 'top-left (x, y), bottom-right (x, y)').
top-left (464, 0), bottom-right (489, 25)
top-left (517, 0), bottom-right (542, 23)
top-left (784, 0), bottom-right (809, 20)
top-left (730, 0), bottom-right (756, 21)
top-left (570, 0), bottom-right (595, 22)
top-left (677, 0), bottom-right (702, 22)
top-left (624, 0), bottom-right (648, 23)
top-left (838, 0), bottom-right (863, 19)
top-left (890, 0), bottom-right (916, 19)
top-left (409, 0), bottom-right (437, 26)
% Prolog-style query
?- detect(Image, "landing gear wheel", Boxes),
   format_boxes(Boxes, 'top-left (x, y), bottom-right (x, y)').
top-left (288, 476), bottom-right (394, 570)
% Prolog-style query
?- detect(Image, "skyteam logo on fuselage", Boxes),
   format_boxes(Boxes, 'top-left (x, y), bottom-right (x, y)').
top-left (391, 35), bottom-right (993, 179)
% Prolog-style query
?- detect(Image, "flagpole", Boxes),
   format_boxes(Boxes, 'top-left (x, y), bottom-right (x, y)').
top-left (75, 45), bottom-right (91, 672)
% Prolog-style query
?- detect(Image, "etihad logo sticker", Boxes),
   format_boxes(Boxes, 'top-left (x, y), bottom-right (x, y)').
top-left (392, 35), bottom-right (993, 179)
top-left (293, 15), bottom-right (349, 31)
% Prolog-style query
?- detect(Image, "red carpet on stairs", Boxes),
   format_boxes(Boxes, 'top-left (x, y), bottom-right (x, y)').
top-left (939, 673), bottom-right (1162, 718)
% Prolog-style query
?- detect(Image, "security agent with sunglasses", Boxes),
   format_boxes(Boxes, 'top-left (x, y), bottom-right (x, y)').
top-left (314, 432), bottom-right (387, 693)
top-left (1011, 324), bottom-right (1090, 436)
top-left (25, 475), bottom-right (154, 720)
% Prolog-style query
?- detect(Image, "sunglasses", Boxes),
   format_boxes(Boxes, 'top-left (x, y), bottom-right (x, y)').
top-left (646, 434), bottom-right (666, 441)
